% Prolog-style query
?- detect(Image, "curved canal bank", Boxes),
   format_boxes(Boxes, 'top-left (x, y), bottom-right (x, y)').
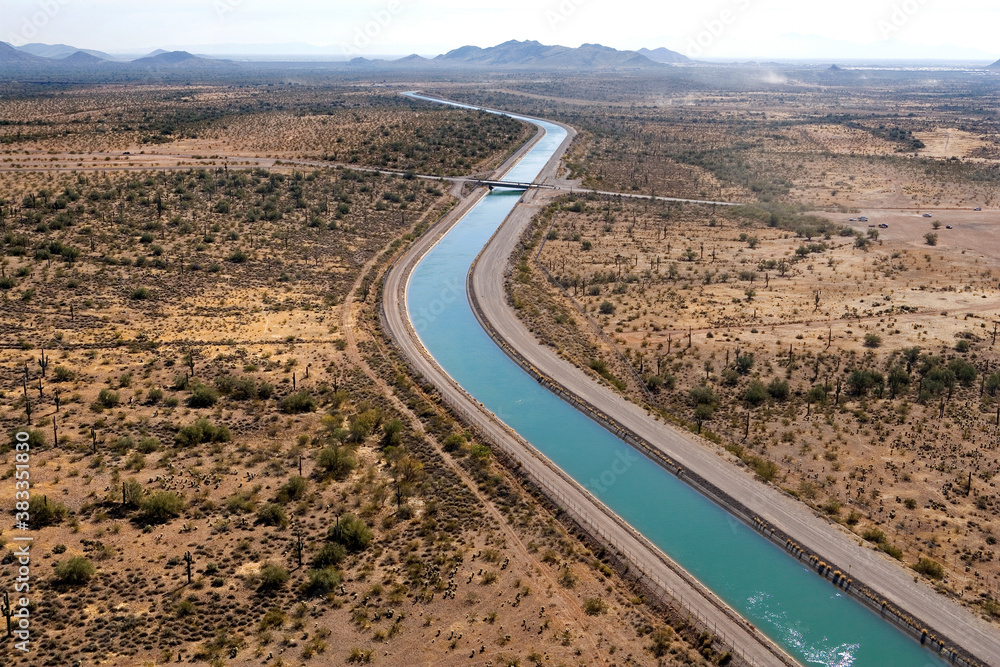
top-left (386, 93), bottom-right (994, 666)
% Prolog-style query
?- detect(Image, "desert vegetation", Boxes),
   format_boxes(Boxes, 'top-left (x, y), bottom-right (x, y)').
top-left (497, 69), bottom-right (1000, 625)
top-left (0, 82), bottom-right (717, 666)
top-left (0, 85), bottom-right (530, 178)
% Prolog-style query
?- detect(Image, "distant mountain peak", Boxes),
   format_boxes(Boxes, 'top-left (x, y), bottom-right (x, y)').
top-left (16, 42), bottom-right (116, 61)
top-left (0, 41), bottom-right (48, 63)
top-left (989, 59), bottom-right (1000, 69)
top-left (637, 47), bottom-right (691, 64)
top-left (132, 50), bottom-right (213, 66)
top-left (436, 40), bottom-right (662, 69)
top-left (60, 51), bottom-right (107, 64)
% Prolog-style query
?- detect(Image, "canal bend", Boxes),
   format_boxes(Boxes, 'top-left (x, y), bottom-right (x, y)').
top-left (399, 92), bottom-right (952, 667)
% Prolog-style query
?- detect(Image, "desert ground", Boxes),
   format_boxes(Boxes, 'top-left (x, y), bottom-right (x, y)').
top-left (0, 84), bottom-right (722, 666)
top-left (489, 70), bottom-right (1000, 624)
top-left (4, 63), bottom-right (1000, 666)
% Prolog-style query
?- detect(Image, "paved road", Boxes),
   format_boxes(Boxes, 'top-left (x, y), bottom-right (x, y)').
top-left (382, 113), bottom-right (803, 667)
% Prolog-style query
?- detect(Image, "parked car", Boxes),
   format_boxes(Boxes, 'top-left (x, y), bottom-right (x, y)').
top-left (923, 213), bottom-right (932, 218)
top-left (974, 207), bottom-right (982, 211)
top-left (858, 216), bottom-right (868, 222)
top-left (878, 223), bottom-right (888, 228)
top-left (945, 225), bottom-right (953, 229)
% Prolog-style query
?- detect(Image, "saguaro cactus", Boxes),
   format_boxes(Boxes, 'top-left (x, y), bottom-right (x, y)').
top-left (1, 591), bottom-right (13, 638)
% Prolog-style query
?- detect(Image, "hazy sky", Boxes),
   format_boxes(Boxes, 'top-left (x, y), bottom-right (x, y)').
top-left (2, 0), bottom-right (997, 60)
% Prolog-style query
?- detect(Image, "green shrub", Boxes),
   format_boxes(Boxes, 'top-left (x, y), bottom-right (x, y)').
top-left (29, 495), bottom-right (68, 527)
top-left (53, 366), bottom-right (76, 382)
top-left (583, 597), bottom-right (607, 615)
top-left (913, 558), bottom-right (944, 580)
top-left (302, 568), bottom-right (342, 596)
top-left (734, 353), bottom-right (755, 374)
top-left (649, 626), bottom-right (674, 658)
top-left (175, 599), bottom-right (196, 617)
top-left (381, 419), bottom-right (404, 448)
top-left (53, 556), bottom-right (95, 586)
top-left (948, 358), bottom-right (977, 386)
top-left (316, 445), bottom-right (356, 480)
top-left (767, 377), bottom-right (790, 400)
top-left (743, 380), bottom-right (768, 406)
top-left (280, 391), bottom-right (316, 414)
top-left (275, 475), bottom-right (307, 502)
top-left (186, 382), bottom-right (219, 408)
top-left (328, 514), bottom-right (373, 553)
top-left (863, 333), bottom-right (882, 348)
top-left (225, 491), bottom-right (255, 514)
top-left (122, 478), bottom-right (145, 508)
top-left (139, 491), bottom-right (185, 524)
top-left (111, 435), bottom-right (135, 455)
top-left (751, 457), bottom-right (779, 482)
top-left (258, 607), bottom-right (285, 630)
top-left (257, 562), bottom-right (289, 591)
top-left (688, 385), bottom-right (717, 407)
top-left (5, 428), bottom-right (45, 453)
top-left (214, 374), bottom-right (258, 400)
top-left (862, 528), bottom-right (886, 544)
top-left (97, 388), bottom-right (120, 408)
top-left (847, 369), bottom-right (884, 397)
top-left (174, 418), bottom-right (231, 447)
top-left (255, 503), bottom-right (288, 527)
top-left (311, 542), bottom-right (347, 568)
top-left (137, 436), bottom-right (161, 453)
top-left (442, 434), bottom-right (467, 453)
top-left (130, 287), bottom-right (151, 300)
top-left (348, 409), bottom-right (381, 440)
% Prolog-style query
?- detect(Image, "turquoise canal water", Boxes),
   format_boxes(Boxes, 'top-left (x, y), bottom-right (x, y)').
top-left (404, 94), bottom-right (945, 666)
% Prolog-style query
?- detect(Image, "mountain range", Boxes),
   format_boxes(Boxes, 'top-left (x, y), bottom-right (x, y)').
top-left (0, 39), bottom-right (687, 71)
top-left (638, 47), bottom-right (691, 64)
top-left (17, 42), bottom-right (118, 61)
top-left (0, 43), bottom-right (226, 68)
top-left (2, 40), bottom-right (995, 72)
top-left (0, 41), bottom-right (49, 64)
top-left (132, 51), bottom-right (225, 67)
top-left (434, 40), bottom-right (673, 69)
